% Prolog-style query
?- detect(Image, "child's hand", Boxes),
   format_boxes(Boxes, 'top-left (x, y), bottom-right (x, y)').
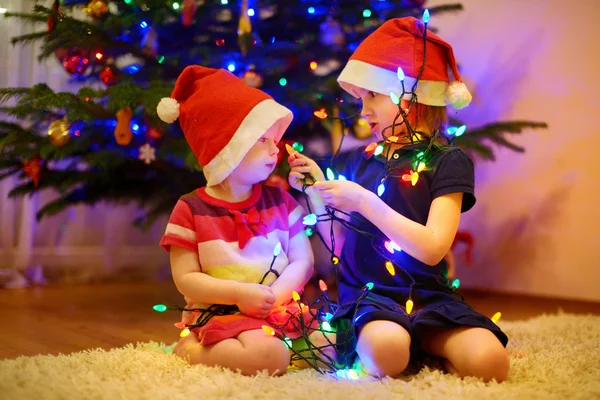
top-left (313, 180), bottom-right (373, 213)
top-left (236, 283), bottom-right (276, 319)
top-left (288, 153), bottom-right (325, 192)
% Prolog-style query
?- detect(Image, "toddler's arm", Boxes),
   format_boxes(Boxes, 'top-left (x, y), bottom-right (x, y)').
top-left (170, 246), bottom-right (275, 318)
top-left (269, 229), bottom-right (314, 307)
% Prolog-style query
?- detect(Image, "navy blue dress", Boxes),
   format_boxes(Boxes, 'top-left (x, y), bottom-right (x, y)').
top-left (329, 145), bottom-right (508, 367)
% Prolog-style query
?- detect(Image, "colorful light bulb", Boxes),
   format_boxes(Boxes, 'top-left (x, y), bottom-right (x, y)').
top-left (377, 182), bottom-right (386, 197)
top-left (292, 291), bottom-right (301, 302)
top-left (423, 9), bottom-right (430, 23)
top-left (180, 328), bottom-right (191, 337)
top-left (292, 142), bottom-right (304, 153)
top-left (153, 304), bottom-right (168, 312)
top-left (397, 67), bottom-right (405, 82)
top-left (406, 299), bottom-right (414, 314)
top-left (303, 213), bottom-right (317, 225)
top-left (319, 279), bottom-right (328, 292)
top-left (262, 325), bottom-right (275, 336)
top-left (385, 261), bottom-right (395, 276)
top-left (326, 167), bottom-right (335, 181)
top-left (390, 92), bottom-right (400, 105)
top-left (451, 279), bottom-right (460, 289)
top-left (273, 242), bottom-right (282, 256)
top-left (491, 312), bottom-right (502, 323)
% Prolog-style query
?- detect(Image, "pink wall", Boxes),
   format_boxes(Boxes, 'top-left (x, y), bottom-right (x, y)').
top-left (428, 0), bottom-right (600, 301)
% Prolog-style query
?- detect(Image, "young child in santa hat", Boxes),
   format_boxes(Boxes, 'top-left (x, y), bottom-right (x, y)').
top-left (157, 66), bottom-right (326, 376)
top-left (289, 17), bottom-right (509, 381)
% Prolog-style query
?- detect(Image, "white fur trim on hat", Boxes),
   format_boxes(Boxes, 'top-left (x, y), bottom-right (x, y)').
top-left (202, 99), bottom-right (293, 186)
top-left (445, 81), bottom-right (472, 109)
top-left (339, 59), bottom-right (458, 108)
top-left (157, 97), bottom-right (180, 123)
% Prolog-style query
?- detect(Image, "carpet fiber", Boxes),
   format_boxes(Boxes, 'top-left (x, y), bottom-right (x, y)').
top-left (1, 312), bottom-right (599, 400)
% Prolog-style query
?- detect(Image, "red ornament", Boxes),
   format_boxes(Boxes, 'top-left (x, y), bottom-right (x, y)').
top-left (23, 155), bottom-right (43, 189)
top-left (146, 124), bottom-right (163, 140)
top-left (47, 0), bottom-right (60, 34)
top-left (99, 64), bottom-right (119, 86)
top-left (62, 51), bottom-right (90, 78)
top-left (181, 0), bottom-right (197, 27)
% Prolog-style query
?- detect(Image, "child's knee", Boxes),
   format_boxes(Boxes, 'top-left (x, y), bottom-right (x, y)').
top-left (357, 321), bottom-right (411, 377)
top-left (253, 339), bottom-right (291, 375)
top-left (467, 346), bottom-right (510, 382)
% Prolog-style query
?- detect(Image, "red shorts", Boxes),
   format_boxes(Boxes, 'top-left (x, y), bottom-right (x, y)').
top-left (179, 299), bottom-right (320, 346)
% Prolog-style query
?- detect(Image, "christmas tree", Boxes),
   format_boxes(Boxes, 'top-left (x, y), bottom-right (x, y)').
top-left (0, 0), bottom-right (547, 229)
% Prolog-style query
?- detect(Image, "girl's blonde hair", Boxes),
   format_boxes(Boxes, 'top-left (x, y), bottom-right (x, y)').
top-left (406, 102), bottom-right (448, 138)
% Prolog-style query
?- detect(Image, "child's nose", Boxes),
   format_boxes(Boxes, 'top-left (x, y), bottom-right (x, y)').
top-left (270, 141), bottom-right (279, 155)
top-left (360, 103), bottom-right (372, 118)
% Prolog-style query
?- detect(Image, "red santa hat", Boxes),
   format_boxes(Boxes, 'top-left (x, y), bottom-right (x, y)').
top-left (156, 66), bottom-right (293, 186)
top-left (338, 17), bottom-right (472, 109)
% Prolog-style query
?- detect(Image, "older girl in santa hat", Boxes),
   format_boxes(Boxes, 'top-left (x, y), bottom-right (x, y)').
top-left (157, 66), bottom-right (328, 376)
top-left (289, 17), bottom-right (509, 381)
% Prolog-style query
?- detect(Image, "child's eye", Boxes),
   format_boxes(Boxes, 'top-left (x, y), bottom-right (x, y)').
top-left (258, 138), bottom-right (267, 143)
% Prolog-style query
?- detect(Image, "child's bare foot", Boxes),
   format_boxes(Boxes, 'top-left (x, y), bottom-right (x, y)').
top-left (173, 331), bottom-right (201, 361)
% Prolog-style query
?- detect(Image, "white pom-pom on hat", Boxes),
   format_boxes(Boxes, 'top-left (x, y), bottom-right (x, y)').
top-left (157, 97), bottom-right (180, 123)
top-left (445, 81), bottom-right (472, 110)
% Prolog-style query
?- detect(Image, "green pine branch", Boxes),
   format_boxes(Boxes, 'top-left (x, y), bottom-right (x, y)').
top-left (452, 120), bottom-right (548, 161)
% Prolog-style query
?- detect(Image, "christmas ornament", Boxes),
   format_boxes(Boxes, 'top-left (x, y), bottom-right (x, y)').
top-left (237, 0), bottom-right (253, 55)
top-left (114, 53), bottom-right (145, 70)
top-left (146, 124), bottom-right (163, 140)
top-left (181, 0), bottom-right (197, 27)
top-left (62, 50), bottom-right (90, 79)
top-left (216, 8), bottom-right (233, 22)
top-left (23, 155), bottom-right (42, 188)
top-left (47, 117), bottom-right (71, 147)
top-left (114, 107), bottom-right (133, 145)
top-left (99, 62), bottom-right (119, 86)
top-left (141, 26), bottom-right (159, 57)
top-left (353, 117), bottom-right (372, 140)
top-left (47, 0), bottom-right (60, 34)
top-left (241, 68), bottom-right (263, 88)
top-left (84, 0), bottom-right (109, 19)
top-left (319, 17), bottom-right (344, 48)
top-left (139, 143), bottom-right (156, 164)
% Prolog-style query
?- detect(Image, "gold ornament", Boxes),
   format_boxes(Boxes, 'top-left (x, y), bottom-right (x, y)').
top-left (329, 106), bottom-right (345, 154)
top-left (114, 107), bottom-right (133, 145)
top-left (242, 69), bottom-right (263, 88)
top-left (85, 0), bottom-right (109, 19)
top-left (48, 117), bottom-right (71, 147)
top-left (237, 0), bottom-right (253, 55)
top-left (353, 117), bottom-right (372, 140)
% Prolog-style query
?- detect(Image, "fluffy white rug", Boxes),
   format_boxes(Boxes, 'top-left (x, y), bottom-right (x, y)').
top-left (1, 312), bottom-right (599, 400)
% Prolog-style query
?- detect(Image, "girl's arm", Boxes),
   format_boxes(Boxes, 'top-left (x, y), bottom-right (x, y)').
top-left (359, 190), bottom-right (463, 266)
top-left (269, 228), bottom-right (314, 307)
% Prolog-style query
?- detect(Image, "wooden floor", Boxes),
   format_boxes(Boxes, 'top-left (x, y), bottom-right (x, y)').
top-left (1, 280), bottom-right (599, 360)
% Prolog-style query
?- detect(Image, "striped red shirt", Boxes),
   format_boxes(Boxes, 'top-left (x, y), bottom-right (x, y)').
top-left (160, 183), bottom-right (306, 287)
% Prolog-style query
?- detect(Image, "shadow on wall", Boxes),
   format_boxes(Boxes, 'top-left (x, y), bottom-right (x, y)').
top-left (456, 185), bottom-right (572, 294)
top-left (456, 25), bottom-right (551, 127)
